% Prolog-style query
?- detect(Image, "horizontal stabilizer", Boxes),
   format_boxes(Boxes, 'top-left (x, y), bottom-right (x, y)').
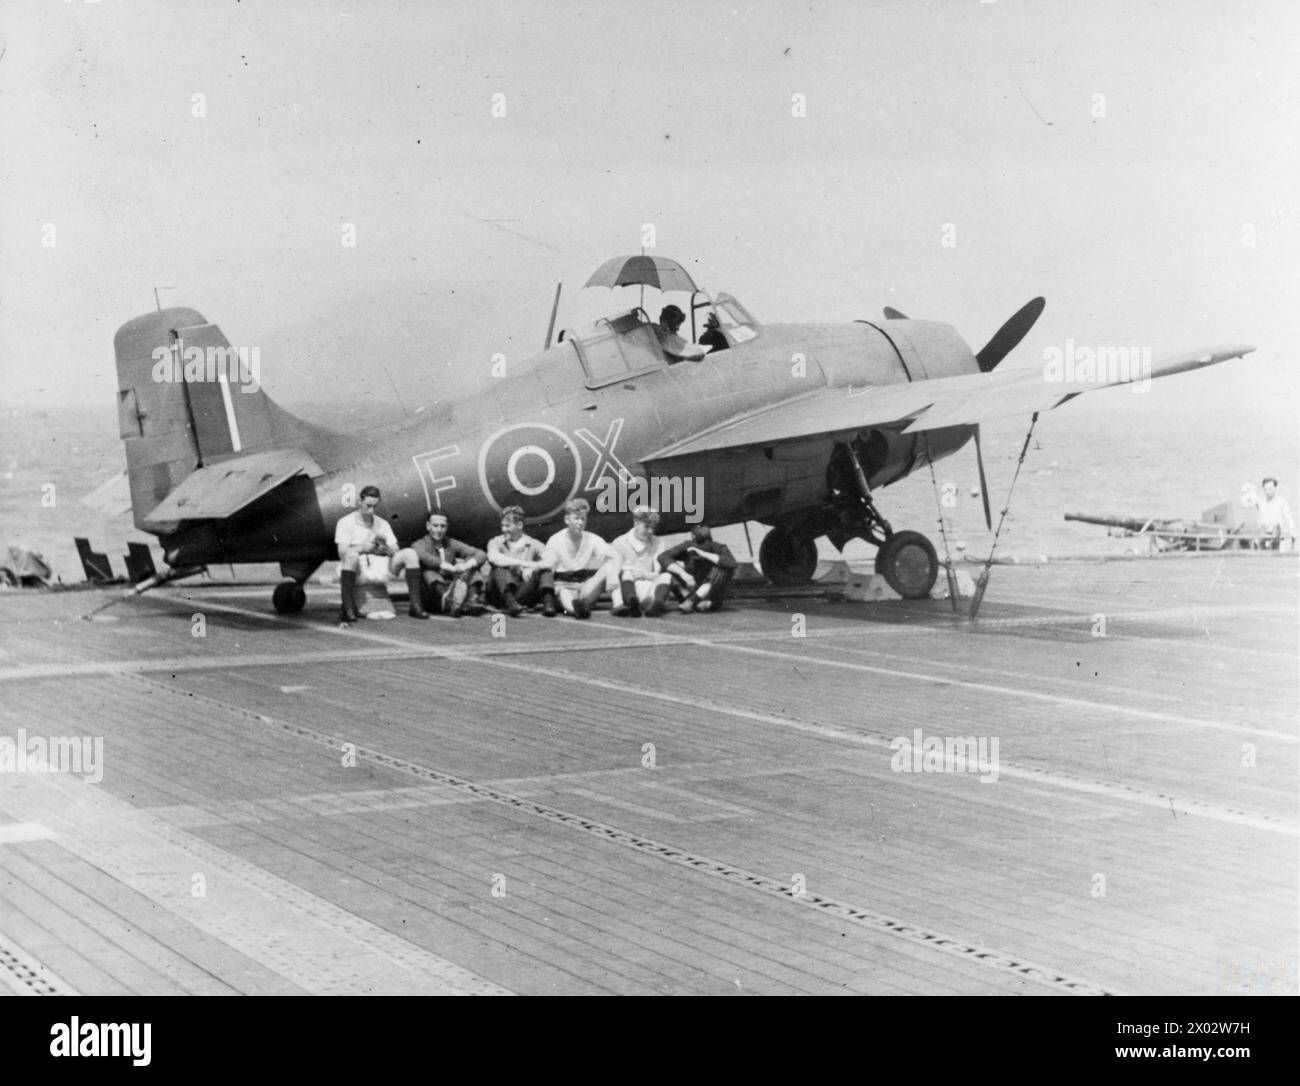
top-left (81, 470), bottom-right (134, 517)
top-left (144, 448), bottom-right (323, 525)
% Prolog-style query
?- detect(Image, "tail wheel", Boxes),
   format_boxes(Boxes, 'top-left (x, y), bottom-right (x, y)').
top-left (759, 527), bottom-right (819, 586)
top-left (874, 530), bottom-right (938, 599)
top-left (272, 581), bottom-right (307, 614)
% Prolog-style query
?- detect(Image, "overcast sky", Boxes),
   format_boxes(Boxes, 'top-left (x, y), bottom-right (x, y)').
top-left (2, 0), bottom-right (1296, 423)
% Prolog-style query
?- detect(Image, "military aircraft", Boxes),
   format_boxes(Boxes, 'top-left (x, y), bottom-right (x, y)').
top-left (108, 255), bottom-right (1253, 613)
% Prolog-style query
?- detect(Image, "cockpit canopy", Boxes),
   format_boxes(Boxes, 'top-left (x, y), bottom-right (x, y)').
top-left (562, 292), bottom-right (759, 390)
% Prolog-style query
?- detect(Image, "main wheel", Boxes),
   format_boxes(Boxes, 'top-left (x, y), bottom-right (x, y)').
top-left (759, 527), bottom-right (819, 586)
top-left (272, 581), bottom-right (307, 614)
top-left (874, 530), bottom-right (938, 599)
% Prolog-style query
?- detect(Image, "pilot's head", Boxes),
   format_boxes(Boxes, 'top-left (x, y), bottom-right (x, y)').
top-left (659, 305), bottom-right (685, 333)
top-left (359, 485), bottom-right (382, 515)
top-left (426, 513), bottom-right (449, 541)
top-left (1262, 477), bottom-right (1278, 497)
top-left (690, 524), bottom-right (713, 545)
top-left (704, 312), bottom-right (721, 331)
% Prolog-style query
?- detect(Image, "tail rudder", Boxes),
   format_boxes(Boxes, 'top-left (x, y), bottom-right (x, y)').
top-left (114, 307), bottom-right (322, 533)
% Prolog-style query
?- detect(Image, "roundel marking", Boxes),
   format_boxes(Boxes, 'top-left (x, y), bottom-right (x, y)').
top-left (477, 423), bottom-right (582, 522)
top-left (506, 445), bottom-right (556, 497)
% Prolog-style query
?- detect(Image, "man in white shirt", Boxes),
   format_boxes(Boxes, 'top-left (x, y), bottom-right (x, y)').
top-left (608, 506), bottom-right (673, 617)
top-left (1256, 476), bottom-right (1296, 550)
top-left (541, 498), bottom-right (609, 618)
top-left (333, 485), bottom-right (399, 623)
top-left (486, 504), bottom-right (548, 616)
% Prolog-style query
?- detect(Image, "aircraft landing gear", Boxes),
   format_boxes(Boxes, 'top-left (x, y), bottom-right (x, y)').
top-left (820, 438), bottom-right (939, 598)
top-left (874, 530), bottom-right (939, 599)
top-left (759, 526), bottom-right (819, 586)
top-left (272, 581), bottom-right (307, 614)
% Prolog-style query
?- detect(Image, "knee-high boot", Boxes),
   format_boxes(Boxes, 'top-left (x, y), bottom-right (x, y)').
top-left (405, 571), bottom-right (429, 619)
top-left (339, 570), bottom-right (360, 623)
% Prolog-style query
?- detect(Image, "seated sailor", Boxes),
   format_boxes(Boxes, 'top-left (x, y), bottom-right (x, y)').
top-left (333, 484), bottom-right (399, 624)
top-left (660, 523), bottom-right (737, 612)
top-left (391, 513), bottom-right (488, 618)
top-left (609, 506), bottom-right (673, 618)
top-left (486, 505), bottom-right (549, 617)
top-left (540, 498), bottom-right (609, 618)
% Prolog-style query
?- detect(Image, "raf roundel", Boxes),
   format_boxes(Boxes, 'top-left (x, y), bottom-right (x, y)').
top-left (477, 423), bottom-right (582, 522)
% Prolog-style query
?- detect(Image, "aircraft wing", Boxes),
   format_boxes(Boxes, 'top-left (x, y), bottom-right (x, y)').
top-left (144, 448), bottom-right (324, 524)
top-left (644, 343), bottom-right (1254, 463)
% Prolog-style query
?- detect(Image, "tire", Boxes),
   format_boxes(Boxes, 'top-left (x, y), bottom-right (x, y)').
top-left (272, 581), bottom-right (307, 614)
top-left (875, 530), bottom-right (938, 599)
top-left (759, 527), bottom-right (819, 586)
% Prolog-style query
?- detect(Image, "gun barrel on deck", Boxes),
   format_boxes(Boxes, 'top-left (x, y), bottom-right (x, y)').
top-left (1064, 513), bottom-right (1165, 532)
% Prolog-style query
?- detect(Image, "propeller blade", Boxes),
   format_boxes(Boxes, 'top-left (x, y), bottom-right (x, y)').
top-left (883, 306), bottom-right (908, 320)
top-left (974, 424), bottom-right (992, 530)
top-left (976, 296), bottom-right (1045, 372)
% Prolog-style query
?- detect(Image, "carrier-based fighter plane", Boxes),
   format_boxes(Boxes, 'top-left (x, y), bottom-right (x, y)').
top-left (108, 255), bottom-right (1253, 612)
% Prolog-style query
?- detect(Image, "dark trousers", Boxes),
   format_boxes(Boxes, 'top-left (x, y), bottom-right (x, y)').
top-left (488, 565), bottom-right (546, 607)
top-left (674, 565), bottom-right (733, 606)
top-left (416, 568), bottom-right (485, 610)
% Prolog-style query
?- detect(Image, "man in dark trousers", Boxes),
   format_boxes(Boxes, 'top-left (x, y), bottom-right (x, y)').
top-left (659, 524), bottom-right (737, 612)
top-left (485, 505), bottom-right (549, 616)
top-left (391, 513), bottom-right (488, 618)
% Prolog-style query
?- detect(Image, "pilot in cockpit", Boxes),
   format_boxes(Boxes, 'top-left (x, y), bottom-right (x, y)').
top-left (654, 304), bottom-right (707, 363)
top-left (699, 311), bottom-right (729, 354)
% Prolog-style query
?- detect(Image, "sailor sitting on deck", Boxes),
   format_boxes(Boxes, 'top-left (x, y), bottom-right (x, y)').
top-left (391, 513), bottom-right (488, 618)
top-left (486, 505), bottom-right (549, 617)
top-left (660, 524), bottom-right (737, 613)
top-left (609, 506), bottom-right (673, 618)
top-left (654, 304), bottom-right (707, 364)
top-left (334, 485), bottom-right (399, 624)
top-left (540, 498), bottom-right (609, 618)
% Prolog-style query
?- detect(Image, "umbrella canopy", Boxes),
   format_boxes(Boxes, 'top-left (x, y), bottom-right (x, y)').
top-left (583, 255), bottom-right (699, 294)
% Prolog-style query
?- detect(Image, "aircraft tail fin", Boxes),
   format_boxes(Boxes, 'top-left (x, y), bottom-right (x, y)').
top-left (114, 307), bottom-right (328, 533)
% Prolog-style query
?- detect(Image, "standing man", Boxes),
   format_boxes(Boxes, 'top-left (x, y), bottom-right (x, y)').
top-left (392, 513), bottom-right (487, 618)
top-left (1255, 476), bottom-right (1296, 550)
top-left (486, 505), bottom-right (548, 617)
top-left (334, 485), bottom-right (398, 624)
top-left (660, 524), bottom-right (737, 613)
top-left (541, 498), bottom-right (609, 618)
top-left (609, 506), bottom-right (673, 617)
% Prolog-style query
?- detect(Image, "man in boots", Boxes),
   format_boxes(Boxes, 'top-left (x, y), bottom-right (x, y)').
top-left (391, 513), bottom-right (488, 618)
top-left (609, 506), bottom-right (673, 618)
top-left (333, 485), bottom-right (399, 624)
top-left (485, 505), bottom-right (548, 617)
top-left (540, 498), bottom-right (609, 618)
top-left (660, 523), bottom-right (737, 613)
